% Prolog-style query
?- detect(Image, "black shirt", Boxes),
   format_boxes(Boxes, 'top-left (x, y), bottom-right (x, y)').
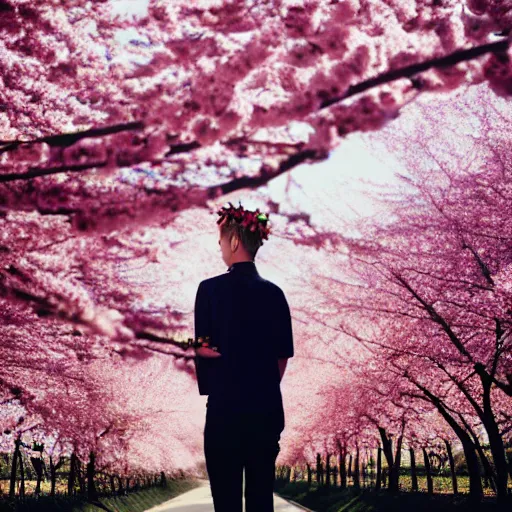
top-left (194, 261), bottom-right (294, 425)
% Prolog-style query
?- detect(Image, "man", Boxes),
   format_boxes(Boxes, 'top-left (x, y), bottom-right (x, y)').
top-left (194, 202), bottom-right (294, 512)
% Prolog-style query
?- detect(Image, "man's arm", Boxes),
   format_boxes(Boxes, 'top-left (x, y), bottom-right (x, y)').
top-left (194, 280), bottom-right (222, 395)
top-left (275, 288), bottom-right (294, 383)
top-left (278, 358), bottom-right (288, 383)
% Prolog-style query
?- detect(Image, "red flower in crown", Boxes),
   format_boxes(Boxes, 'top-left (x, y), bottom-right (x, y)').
top-left (215, 201), bottom-right (271, 240)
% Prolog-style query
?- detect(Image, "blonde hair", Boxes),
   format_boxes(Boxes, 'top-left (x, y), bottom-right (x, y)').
top-left (220, 217), bottom-right (263, 259)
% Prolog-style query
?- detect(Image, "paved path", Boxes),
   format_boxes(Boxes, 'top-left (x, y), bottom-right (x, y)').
top-left (145, 478), bottom-right (313, 512)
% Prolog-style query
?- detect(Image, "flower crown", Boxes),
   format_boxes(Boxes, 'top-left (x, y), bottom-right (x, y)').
top-left (216, 201), bottom-right (271, 241)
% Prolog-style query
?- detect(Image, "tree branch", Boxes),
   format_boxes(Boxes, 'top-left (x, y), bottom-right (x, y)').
top-left (320, 38), bottom-right (510, 109)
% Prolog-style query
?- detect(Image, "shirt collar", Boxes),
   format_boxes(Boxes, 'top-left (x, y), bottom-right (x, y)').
top-left (227, 261), bottom-right (258, 274)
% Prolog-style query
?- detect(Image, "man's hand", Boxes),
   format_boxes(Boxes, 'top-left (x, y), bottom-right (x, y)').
top-left (195, 346), bottom-right (222, 358)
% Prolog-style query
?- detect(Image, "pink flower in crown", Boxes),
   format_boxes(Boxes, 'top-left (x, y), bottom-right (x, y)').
top-left (216, 201), bottom-right (271, 240)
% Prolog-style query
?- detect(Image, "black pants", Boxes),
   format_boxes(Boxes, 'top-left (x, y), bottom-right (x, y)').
top-left (204, 406), bottom-right (283, 512)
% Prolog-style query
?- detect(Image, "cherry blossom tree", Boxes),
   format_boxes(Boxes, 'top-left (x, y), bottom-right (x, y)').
top-left (323, 84), bottom-right (512, 502)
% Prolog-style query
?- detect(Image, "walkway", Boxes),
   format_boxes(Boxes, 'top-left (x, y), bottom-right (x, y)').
top-left (144, 478), bottom-right (313, 512)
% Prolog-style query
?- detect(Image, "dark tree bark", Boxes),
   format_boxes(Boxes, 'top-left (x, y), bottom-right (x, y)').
top-left (117, 475), bottom-right (124, 494)
top-left (325, 452), bottom-right (331, 488)
top-left (48, 455), bottom-right (65, 497)
top-left (393, 433), bottom-right (403, 492)
top-left (478, 369), bottom-right (510, 504)
top-left (77, 458), bottom-right (86, 494)
top-left (9, 435), bottom-right (21, 499)
top-left (379, 427), bottom-right (401, 493)
top-left (17, 444), bottom-right (25, 499)
top-left (30, 456), bottom-right (44, 496)
top-left (411, 381), bottom-right (483, 502)
top-left (353, 444), bottom-right (360, 490)
top-left (67, 451), bottom-right (77, 496)
top-left (86, 450), bottom-right (98, 502)
top-left (376, 445), bottom-right (382, 491)
top-left (339, 445), bottom-right (347, 489)
top-left (110, 474), bottom-right (116, 494)
top-left (444, 439), bottom-right (458, 495)
top-left (409, 448), bottom-right (418, 492)
top-left (422, 447), bottom-right (433, 495)
top-left (49, 456), bottom-right (57, 497)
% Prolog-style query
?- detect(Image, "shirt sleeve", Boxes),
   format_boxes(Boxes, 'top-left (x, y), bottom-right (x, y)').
top-left (275, 288), bottom-right (294, 359)
top-left (193, 280), bottom-right (216, 396)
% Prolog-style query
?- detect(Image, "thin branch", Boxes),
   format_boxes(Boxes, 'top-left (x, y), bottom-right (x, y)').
top-left (320, 38), bottom-right (510, 109)
top-left (0, 121), bottom-right (145, 150)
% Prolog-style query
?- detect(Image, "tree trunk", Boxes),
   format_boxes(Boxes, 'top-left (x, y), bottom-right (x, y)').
top-left (86, 450), bottom-right (98, 502)
top-left (67, 452), bottom-right (77, 496)
top-left (339, 449), bottom-right (347, 489)
top-left (376, 446), bottom-right (382, 491)
top-left (444, 440), bottom-right (458, 495)
top-left (30, 456), bottom-right (44, 496)
top-left (9, 436), bottom-right (21, 499)
top-left (353, 444), bottom-right (360, 490)
top-left (316, 453), bottom-right (322, 484)
top-left (391, 434), bottom-right (403, 492)
top-left (348, 454), bottom-right (352, 478)
top-left (410, 448), bottom-right (418, 492)
top-left (422, 447), bottom-right (433, 495)
top-left (325, 453), bottom-right (331, 488)
top-left (414, 382), bottom-right (483, 502)
top-left (481, 404), bottom-right (509, 503)
top-left (306, 463), bottom-right (312, 487)
top-left (117, 476), bottom-right (124, 494)
top-left (476, 327), bottom-right (510, 503)
top-left (75, 458), bottom-right (85, 494)
top-left (49, 455), bottom-right (58, 497)
top-left (17, 445), bottom-right (25, 499)
top-left (379, 427), bottom-right (400, 493)
top-left (110, 474), bottom-right (116, 494)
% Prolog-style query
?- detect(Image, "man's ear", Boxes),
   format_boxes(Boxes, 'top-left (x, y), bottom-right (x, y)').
top-left (230, 234), bottom-right (239, 252)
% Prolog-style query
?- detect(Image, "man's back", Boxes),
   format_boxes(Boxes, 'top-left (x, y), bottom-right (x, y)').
top-left (194, 261), bottom-right (294, 421)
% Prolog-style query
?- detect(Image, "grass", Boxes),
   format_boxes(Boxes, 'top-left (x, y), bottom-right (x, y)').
top-left (0, 478), bottom-right (202, 512)
top-left (274, 479), bottom-right (512, 512)
top-left (397, 474), bottom-right (504, 495)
